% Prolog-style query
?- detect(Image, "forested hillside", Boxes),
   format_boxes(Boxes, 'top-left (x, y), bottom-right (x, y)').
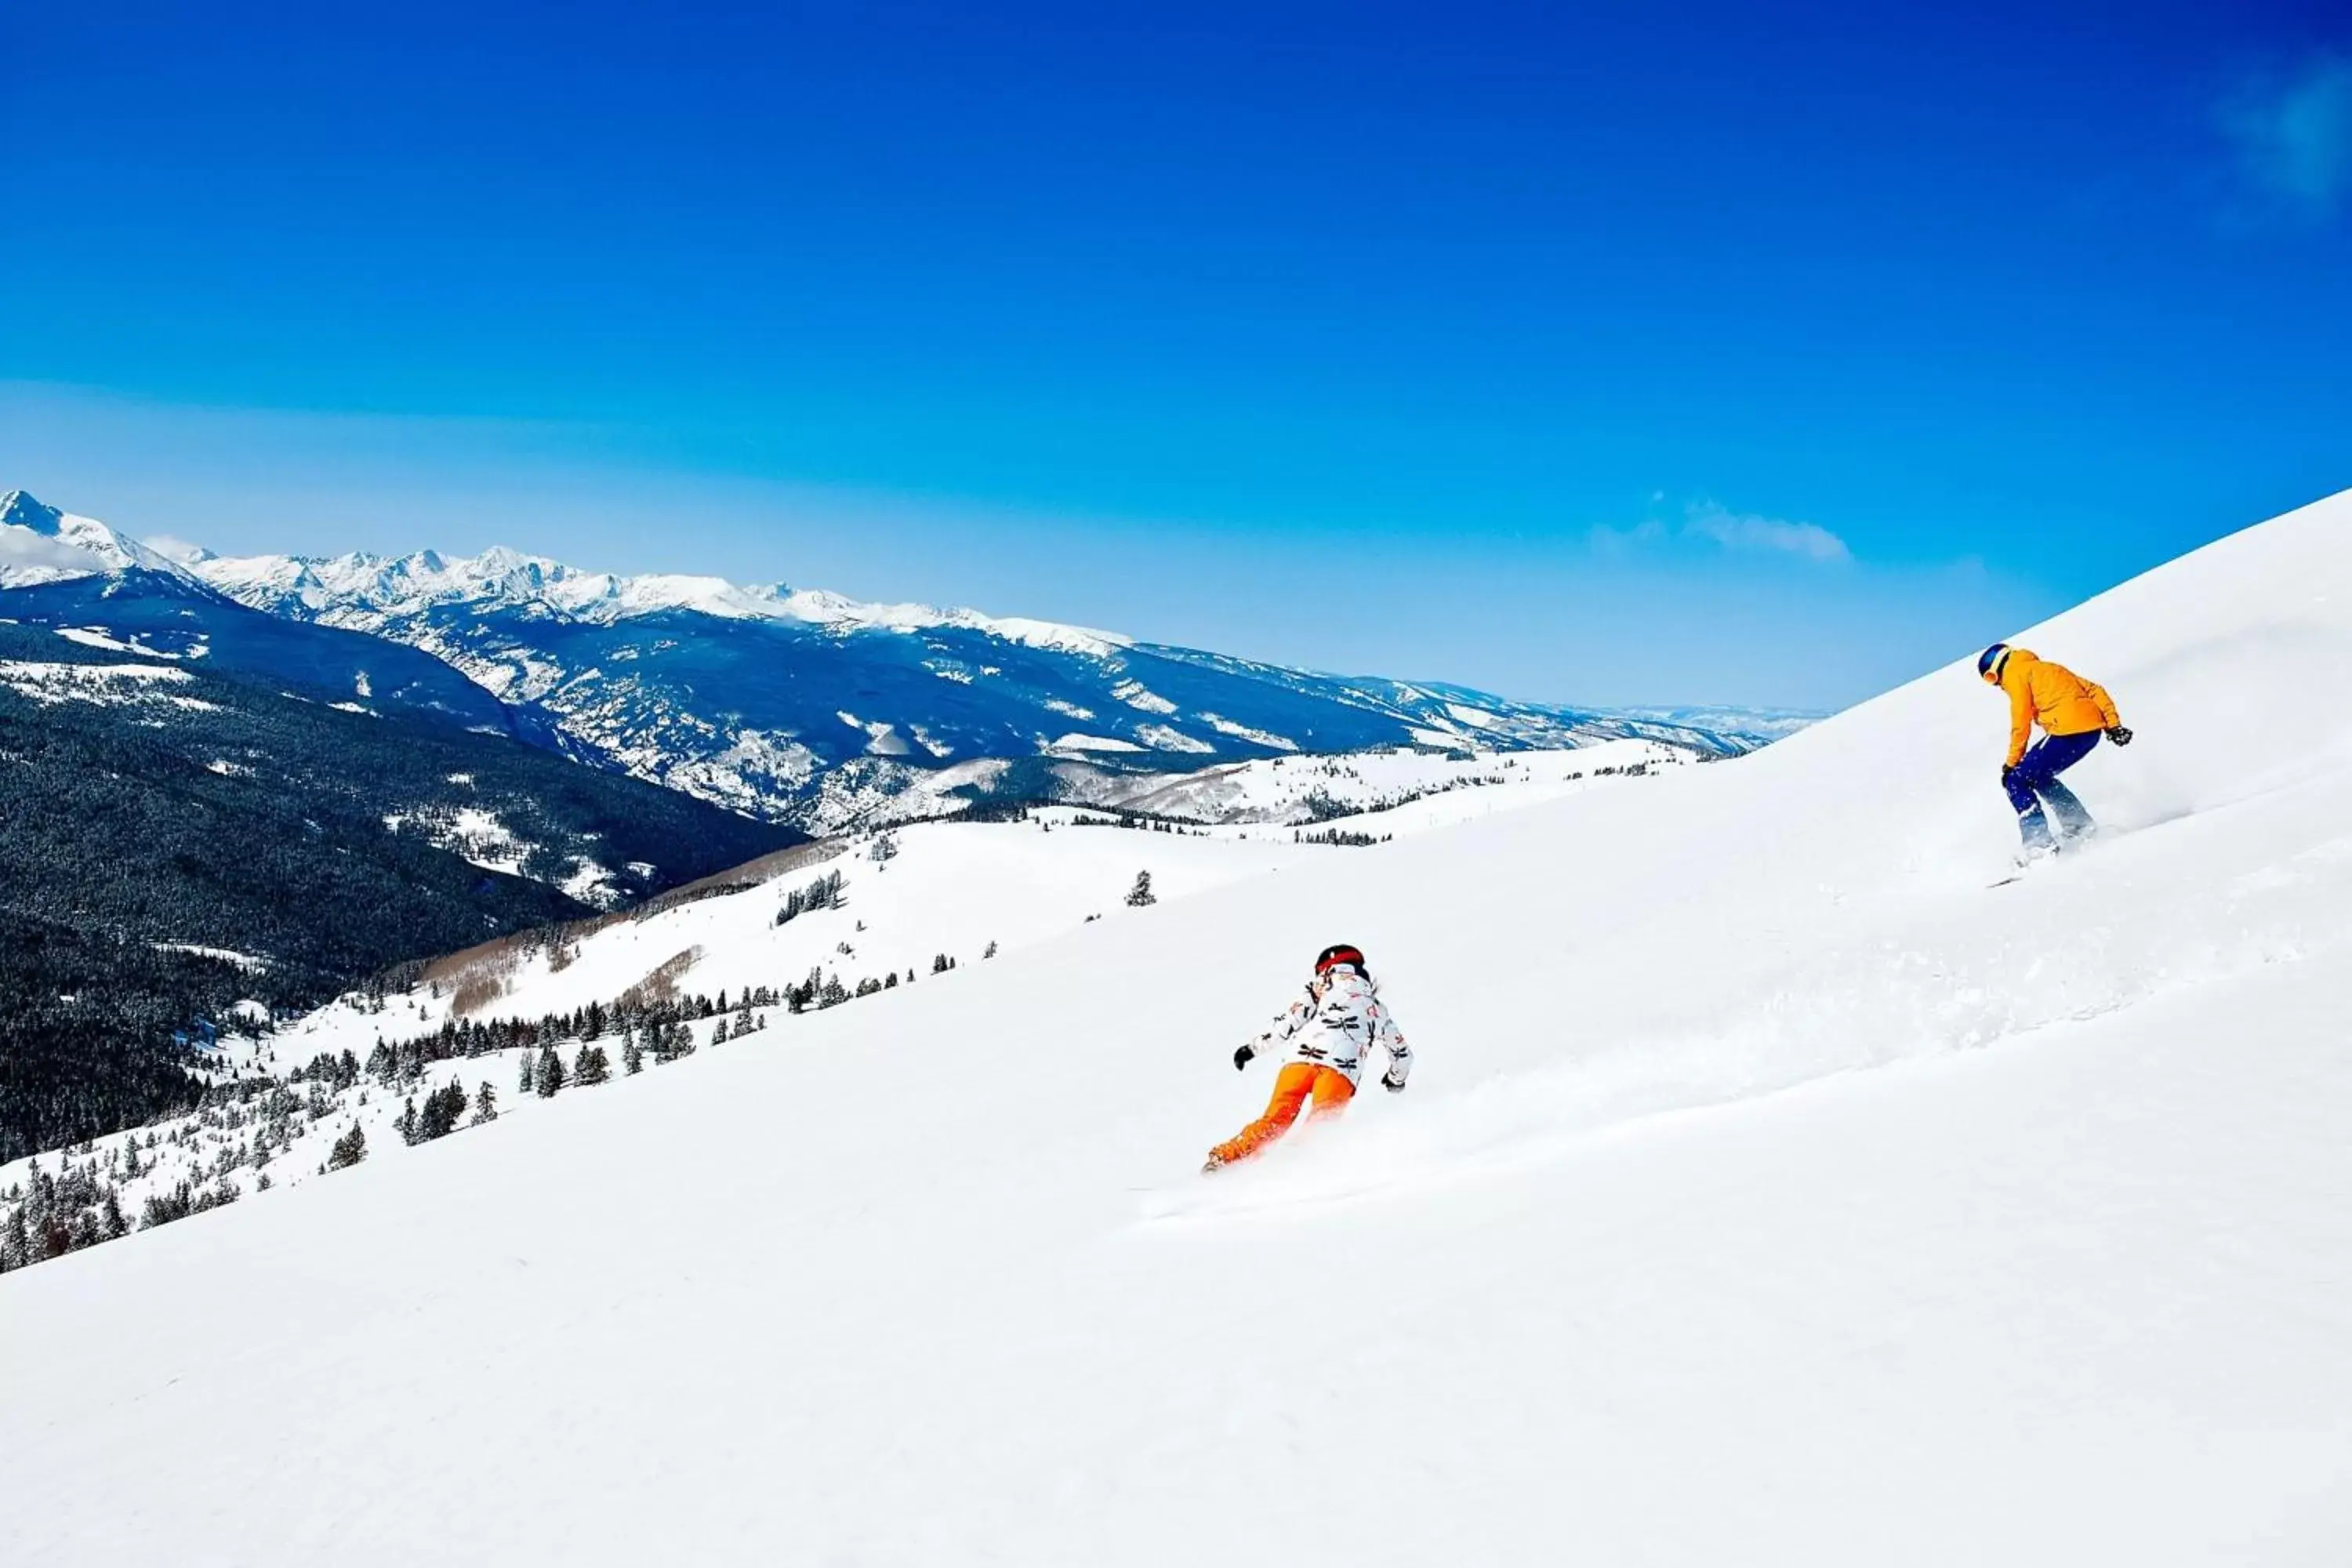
top-left (0, 622), bottom-right (797, 1162)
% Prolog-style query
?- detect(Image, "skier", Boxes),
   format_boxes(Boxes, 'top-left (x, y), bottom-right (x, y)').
top-left (1204, 943), bottom-right (1410, 1172)
top-left (1978, 643), bottom-right (2132, 859)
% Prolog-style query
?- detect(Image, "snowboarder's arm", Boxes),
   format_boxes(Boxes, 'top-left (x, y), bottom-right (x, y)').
top-left (1236, 1004), bottom-right (1294, 1069)
top-left (1247, 998), bottom-right (1308, 1054)
top-left (2005, 680), bottom-right (2034, 768)
top-left (2087, 681), bottom-right (2121, 729)
top-left (1374, 1004), bottom-right (1411, 1091)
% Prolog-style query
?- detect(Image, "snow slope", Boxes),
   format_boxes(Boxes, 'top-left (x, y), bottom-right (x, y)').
top-left (0, 657), bottom-right (216, 710)
top-left (5, 489), bottom-right (2351, 1564)
top-left (0, 756), bottom-right (1691, 1225)
top-left (1062, 735), bottom-right (1691, 823)
top-left (266, 811), bottom-right (1336, 1066)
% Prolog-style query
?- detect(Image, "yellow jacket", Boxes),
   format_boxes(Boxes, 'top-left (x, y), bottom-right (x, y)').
top-left (1994, 648), bottom-right (2120, 767)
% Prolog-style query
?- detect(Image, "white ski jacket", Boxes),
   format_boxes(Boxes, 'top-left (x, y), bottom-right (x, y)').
top-left (1251, 968), bottom-right (1411, 1088)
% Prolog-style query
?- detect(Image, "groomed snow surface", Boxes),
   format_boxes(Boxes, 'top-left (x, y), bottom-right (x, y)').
top-left (8, 491), bottom-right (2352, 1563)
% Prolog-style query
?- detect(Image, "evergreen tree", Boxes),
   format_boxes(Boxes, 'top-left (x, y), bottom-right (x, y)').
top-left (537, 1046), bottom-right (565, 1097)
top-left (574, 1044), bottom-right (611, 1087)
top-left (623, 1033), bottom-right (644, 1075)
top-left (1126, 870), bottom-right (1156, 907)
top-left (327, 1123), bottom-right (366, 1170)
top-left (419, 1081), bottom-right (467, 1140)
top-left (2, 1204), bottom-right (30, 1273)
top-left (472, 1081), bottom-right (499, 1125)
top-left (140, 1182), bottom-right (194, 1230)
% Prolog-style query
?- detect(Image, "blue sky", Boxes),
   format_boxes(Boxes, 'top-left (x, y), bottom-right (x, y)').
top-left (3, 1), bottom-right (2347, 710)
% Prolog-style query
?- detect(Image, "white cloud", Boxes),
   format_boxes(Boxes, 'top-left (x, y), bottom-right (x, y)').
top-left (1586, 517), bottom-right (1666, 557)
top-left (1684, 502), bottom-right (1851, 563)
top-left (143, 535), bottom-right (216, 565)
top-left (2223, 53), bottom-right (2352, 217)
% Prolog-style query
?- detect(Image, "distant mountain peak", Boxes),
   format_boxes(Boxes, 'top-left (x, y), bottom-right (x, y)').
top-left (0, 488), bottom-right (63, 532)
top-left (0, 489), bottom-right (195, 589)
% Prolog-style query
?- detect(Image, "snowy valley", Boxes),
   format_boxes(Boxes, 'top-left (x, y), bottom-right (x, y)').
top-left (4, 488), bottom-right (2349, 1563)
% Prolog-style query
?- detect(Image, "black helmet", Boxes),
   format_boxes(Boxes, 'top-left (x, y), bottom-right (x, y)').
top-left (1315, 943), bottom-right (1367, 977)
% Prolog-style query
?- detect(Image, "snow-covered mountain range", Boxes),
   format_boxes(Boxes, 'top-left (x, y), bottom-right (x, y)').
top-left (2, 489), bottom-right (1798, 831)
top-left (176, 536), bottom-right (1135, 654)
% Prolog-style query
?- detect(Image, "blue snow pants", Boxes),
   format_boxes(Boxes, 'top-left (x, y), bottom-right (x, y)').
top-left (2005, 728), bottom-right (2101, 840)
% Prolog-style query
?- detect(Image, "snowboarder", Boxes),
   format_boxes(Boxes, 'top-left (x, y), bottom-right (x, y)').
top-left (1204, 944), bottom-right (1410, 1172)
top-left (1978, 643), bottom-right (2132, 859)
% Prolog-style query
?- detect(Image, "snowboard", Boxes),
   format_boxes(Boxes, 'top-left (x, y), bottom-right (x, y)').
top-left (1987, 830), bottom-right (2100, 887)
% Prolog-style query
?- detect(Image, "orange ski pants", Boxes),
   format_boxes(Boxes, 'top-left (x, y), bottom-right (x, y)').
top-left (1210, 1062), bottom-right (1355, 1165)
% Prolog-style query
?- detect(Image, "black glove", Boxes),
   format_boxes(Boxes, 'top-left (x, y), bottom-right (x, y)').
top-left (1381, 1072), bottom-right (1406, 1094)
top-left (2000, 764), bottom-right (2020, 789)
top-left (1233, 1044), bottom-right (1254, 1071)
top-left (2106, 725), bottom-right (2133, 746)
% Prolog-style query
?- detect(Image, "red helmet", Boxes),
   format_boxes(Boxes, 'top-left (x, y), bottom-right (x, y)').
top-left (1314, 944), bottom-right (1367, 976)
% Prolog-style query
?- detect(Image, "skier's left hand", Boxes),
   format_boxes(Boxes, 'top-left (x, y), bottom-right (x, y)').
top-left (2000, 764), bottom-right (2020, 789)
top-left (1233, 1044), bottom-right (1254, 1071)
top-left (2107, 725), bottom-right (2133, 746)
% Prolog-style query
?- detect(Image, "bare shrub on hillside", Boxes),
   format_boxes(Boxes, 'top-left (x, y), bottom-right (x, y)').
top-left (619, 946), bottom-right (705, 1011)
top-left (449, 972), bottom-right (510, 1018)
top-left (420, 935), bottom-right (525, 993)
top-left (631, 842), bottom-right (845, 924)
